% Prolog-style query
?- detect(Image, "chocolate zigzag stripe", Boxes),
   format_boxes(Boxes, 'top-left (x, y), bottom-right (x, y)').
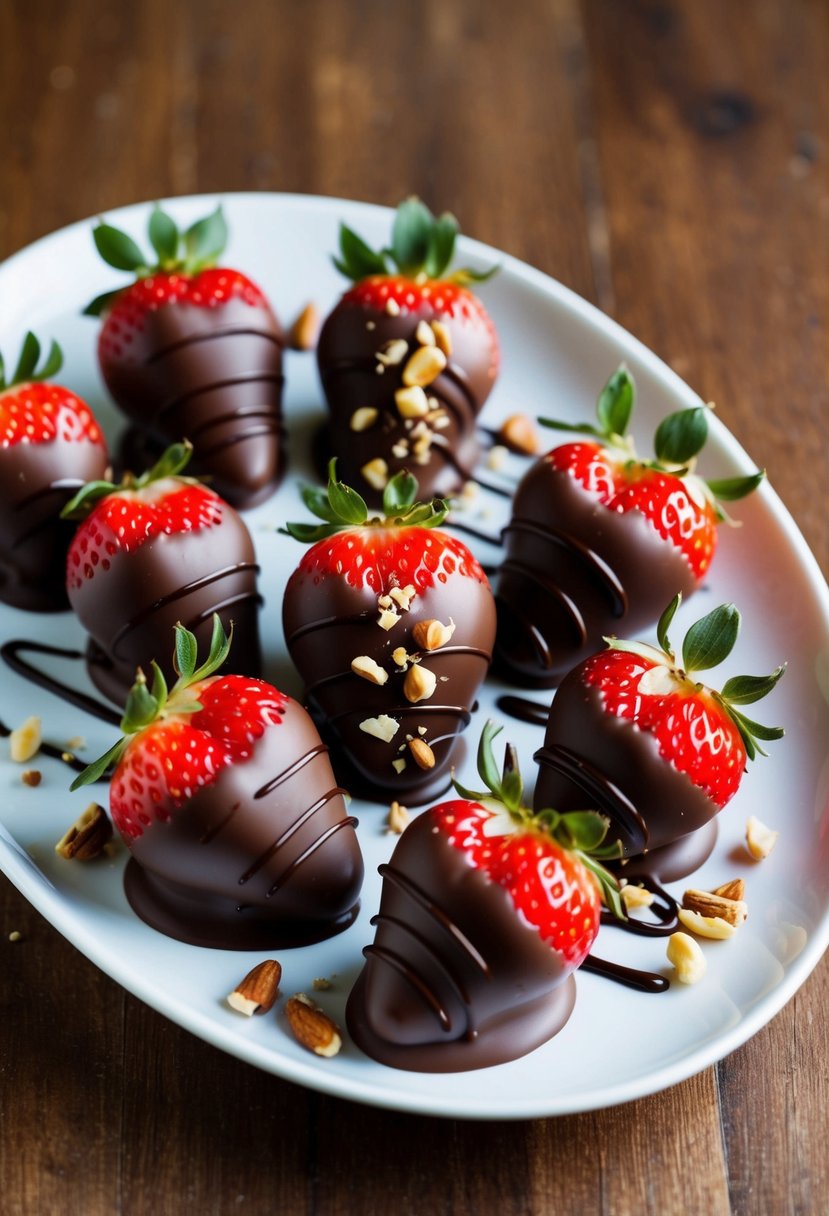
top-left (533, 741), bottom-right (649, 855)
top-left (146, 325), bottom-right (285, 365)
top-left (501, 517), bottom-right (627, 616)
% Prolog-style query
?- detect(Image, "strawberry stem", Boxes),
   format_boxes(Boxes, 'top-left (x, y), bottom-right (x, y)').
top-left (60, 441), bottom-right (197, 521)
top-left (0, 332), bottom-right (63, 391)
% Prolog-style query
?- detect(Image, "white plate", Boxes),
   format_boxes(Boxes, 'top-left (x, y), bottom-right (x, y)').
top-left (1, 193), bottom-right (828, 1120)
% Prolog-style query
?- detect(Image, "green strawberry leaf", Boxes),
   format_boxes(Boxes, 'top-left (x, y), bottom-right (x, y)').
top-left (93, 221), bottom-right (148, 272)
top-left (597, 366), bottom-right (635, 439)
top-left (69, 737), bottom-right (127, 791)
top-left (189, 615), bottom-right (232, 685)
top-left (397, 499), bottom-right (450, 529)
top-left (120, 671), bottom-right (160, 734)
top-left (391, 197), bottom-right (434, 275)
top-left (174, 625), bottom-right (199, 681)
top-left (11, 332), bottom-right (41, 384)
top-left (721, 664), bottom-right (786, 705)
top-left (500, 743), bottom-right (523, 812)
top-left (82, 289), bottom-right (120, 318)
top-left (149, 661), bottom-right (168, 716)
top-left (537, 418), bottom-right (605, 437)
top-left (579, 853), bottom-right (626, 921)
top-left (656, 593), bottom-right (681, 657)
top-left (299, 483), bottom-right (338, 523)
top-left (681, 603), bottom-right (739, 672)
top-left (556, 809), bottom-right (613, 853)
top-left (382, 470), bottom-right (418, 515)
top-left (476, 719), bottom-right (505, 800)
top-left (0, 350), bottom-right (5, 387)
top-left (280, 521), bottom-right (343, 543)
top-left (424, 212), bottom-right (459, 278)
top-left (451, 262), bottom-right (500, 285)
top-left (451, 775), bottom-right (491, 804)
top-left (36, 339), bottom-right (63, 382)
top-left (60, 479), bottom-right (119, 520)
top-left (183, 205), bottom-right (228, 269)
top-left (334, 223), bottom-right (389, 280)
top-left (136, 440), bottom-right (194, 487)
top-left (327, 458), bottom-right (369, 525)
top-left (706, 470), bottom-right (765, 501)
top-left (148, 205), bottom-right (180, 265)
top-left (654, 406), bottom-right (709, 466)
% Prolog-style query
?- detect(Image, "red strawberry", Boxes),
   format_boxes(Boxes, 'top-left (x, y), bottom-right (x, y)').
top-left (63, 442), bottom-right (261, 705)
top-left (0, 333), bottom-right (108, 611)
top-left (282, 462), bottom-right (496, 804)
top-left (495, 367), bottom-right (764, 685)
top-left (85, 204), bottom-right (285, 508)
top-left (72, 619), bottom-right (363, 949)
top-left (346, 721), bottom-right (622, 1072)
top-left (534, 595), bottom-right (785, 879)
top-left (316, 198), bottom-right (500, 505)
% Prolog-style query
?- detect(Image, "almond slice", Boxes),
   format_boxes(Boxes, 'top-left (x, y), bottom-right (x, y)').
top-left (284, 993), bottom-right (342, 1057)
top-left (227, 960), bottom-right (282, 1016)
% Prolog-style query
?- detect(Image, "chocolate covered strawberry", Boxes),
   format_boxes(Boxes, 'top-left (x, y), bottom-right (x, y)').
top-left (495, 366), bottom-right (764, 685)
top-left (63, 442), bottom-right (261, 705)
top-left (534, 595), bottom-right (785, 880)
top-left (317, 197), bottom-right (499, 504)
top-left (72, 619), bottom-right (363, 949)
top-left (0, 333), bottom-right (108, 611)
top-left (282, 462), bottom-right (496, 803)
top-left (85, 204), bottom-right (285, 507)
top-left (346, 720), bottom-right (622, 1071)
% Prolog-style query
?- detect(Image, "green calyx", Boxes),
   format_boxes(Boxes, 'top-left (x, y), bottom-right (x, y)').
top-left (69, 615), bottom-right (232, 792)
top-left (0, 332), bottom-right (62, 390)
top-left (606, 593), bottom-right (786, 761)
top-left (452, 720), bottom-right (626, 921)
top-left (60, 440), bottom-right (195, 521)
top-left (538, 365), bottom-right (765, 512)
top-left (280, 458), bottom-right (449, 543)
top-left (333, 196), bottom-right (498, 286)
top-left (83, 203), bottom-right (229, 316)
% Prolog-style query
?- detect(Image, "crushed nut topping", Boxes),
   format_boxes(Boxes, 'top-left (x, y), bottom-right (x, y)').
top-left (288, 302), bottom-right (320, 351)
top-left (415, 319), bottom-right (436, 346)
top-left (395, 385), bottom-right (430, 418)
top-left (284, 993), bottom-right (342, 1057)
top-left (377, 338), bottom-right (409, 366)
top-left (746, 816), bottom-right (778, 860)
top-left (55, 803), bottom-right (113, 861)
top-left (377, 607), bottom-right (401, 631)
top-left (351, 655), bottom-right (389, 685)
top-left (359, 715), bottom-right (400, 743)
top-left (408, 737), bottom-right (436, 770)
top-left (682, 887), bottom-right (747, 927)
top-left (430, 320), bottom-right (452, 356)
top-left (499, 413), bottom-right (540, 455)
top-left (21, 770), bottom-right (42, 788)
top-left (619, 883), bottom-right (654, 911)
top-left (402, 345), bottom-right (446, 388)
top-left (386, 800), bottom-right (410, 834)
top-left (667, 931), bottom-right (707, 984)
top-left (412, 618), bottom-right (455, 650)
top-left (350, 406), bottom-right (379, 432)
top-left (403, 664), bottom-right (437, 703)
top-left (227, 960), bottom-right (282, 1016)
top-left (677, 908), bottom-right (737, 940)
top-left (361, 457), bottom-right (389, 491)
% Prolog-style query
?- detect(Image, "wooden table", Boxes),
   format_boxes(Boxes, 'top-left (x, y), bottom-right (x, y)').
top-left (1, 2), bottom-right (827, 1212)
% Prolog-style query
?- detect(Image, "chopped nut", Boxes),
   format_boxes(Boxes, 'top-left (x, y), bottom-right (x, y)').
top-left (404, 664), bottom-right (437, 703)
top-left (350, 406), bottom-right (379, 432)
top-left (412, 617), bottom-right (455, 650)
top-left (55, 803), bottom-right (113, 861)
top-left (415, 319), bottom-right (436, 346)
top-left (361, 457), bottom-right (389, 491)
top-left (620, 883), bottom-right (654, 911)
top-left (385, 297), bottom-right (401, 317)
top-left (391, 647), bottom-right (411, 669)
top-left (284, 993), bottom-right (342, 1057)
top-left (288, 302), bottom-right (320, 350)
top-left (409, 738), bottom-right (436, 770)
top-left (65, 736), bottom-right (86, 751)
top-left (402, 344), bottom-right (447, 388)
top-left (392, 758), bottom-right (407, 773)
top-left (431, 320), bottom-right (453, 356)
top-left (499, 413), bottom-right (540, 455)
top-left (359, 715), bottom-right (400, 743)
top-left (683, 887), bottom-right (747, 927)
top-left (377, 607), bottom-right (400, 631)
top-left (391, 441), bottom-right (409, 459)
top-left (8, 931), bottom-right (22, 943)
top-left (377, 338), bottom-right (409, 366)
top-left (386, 800), bottom-right (410, 834)
top-left (377, 594), bottom-right (393, 609)
top-left (227, 959), bottom-right (282, 1016)
top-left (351, 655), bottom-right (388, 685)
top-left (10, 715), bottom-right (41, 763)
top-left (678, 908), bottom-right (737, 940)
top-left (395, 385), bottom-right (430, 418)
top-left (389, 584), bottom-right (416, 611)
top-left (713, 878), bottom-right (746, 902)
top-left (667, 931), bottom-right (707, 984)
top-left (486, 444), bottom-right (508, 472)
top-left (312, 977), bottom-right (332, 992)
top-left (21, 769), bottom-right (42, 788)
top-left (746, 816), bottom-right (778, 860)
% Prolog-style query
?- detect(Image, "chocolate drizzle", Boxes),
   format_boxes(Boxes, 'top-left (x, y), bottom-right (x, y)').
top-left (1, 639), bottom-right (122, 725)
top-left (534, 742), bottom-right (648, 855)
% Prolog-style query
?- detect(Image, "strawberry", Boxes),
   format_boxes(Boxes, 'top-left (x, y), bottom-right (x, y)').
top-left (282, 461), bottom-right (496, 804)
top-left (495, 366), bottom-right (764, 685)
top-left (346, 721), bottom-right (622, 1072)
top-left (62, 441), bottom-right (261, 705)
top-left (72, 619), bottom-right (363, 949)
top-left (316, 197), bottom-right (499, 504)
top-left (0, 333), bottom-right (108, 611)
top-left (534, 595), bottom-right (785, 878)
top-left (84, 204), bottom-right (285, 508)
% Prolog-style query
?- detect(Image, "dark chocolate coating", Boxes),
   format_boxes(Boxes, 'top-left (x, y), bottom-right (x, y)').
top-left (534, 667), bottom-right (720, 869)
top-left (121, 696), bottom-right (364, 949)
top-left (0, 438), bottom-right (108, 611)
top-left (282, 549), bottom-right (496, 805)
top-left (346, 808), bottom-right (576, 1072)
top-left (100, 296), bottom-right (285, 508)
top-left (68, 493), bottom-right (262, 705)
top-left (316, 299), bottom-right (497, 505)
top-left (495, 455), bottom-right (698, 687)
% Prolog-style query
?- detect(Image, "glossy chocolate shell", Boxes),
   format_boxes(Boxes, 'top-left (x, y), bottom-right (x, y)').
top-left (495, 455), bottom-right (698, 687)
top-left (122, 696), bottom-right (363, 949)
top-left (346, 808), bottom-right (575, 1072)
top-left (316, 300), bottom-right (497, 505)
top-left (0, 438), bottom-right (108, 612)
top-left (101, 296), bottom-right (285, 508)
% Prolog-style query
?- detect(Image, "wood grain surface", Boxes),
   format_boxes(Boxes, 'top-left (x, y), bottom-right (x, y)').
top-left (1, 1), bottom-right (826, 1212)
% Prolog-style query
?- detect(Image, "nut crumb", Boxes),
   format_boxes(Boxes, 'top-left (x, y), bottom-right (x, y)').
top-left (359, 715), bottom-right (400, 743)
top-left (10, 716), bottom-right (41, 763)
top-left (227, 959), bottom-right (282, 1016)
top-left (21, 769), bottom-right (42, 788)
top-left (386, 800), bottom-right (410, 834)
top-left (409, 738), bottom-right (435, 770)
top-left (361, 457), bottom-right (389, 492)
top-left (667, 931), bottom-right (707, 984)
top-left (8, 931), bottom-right (22, 943)
top-left (403, 664), bottom-right (437, 703)
top-left (65, 736), bottom-right (86, 751)
top-left (746, 816), bottom-right (778, 860)
top-left (288, 302), bottom-right (320, 350)
top-left (350, 407), bottom-right (379, 433)
top-left (377, 607), bottom-right (400, 631)
top-left (678, 908), bottom-right (737, 940)
top-left (285, 993), bottom-right (342, 1057)
top-left (499, 413), bottom-right (540, 455)
top-left (486, 444), bottom-right (508, 472)
top-left (431, 320), bottom-right (453, 356)
top-left (312, 977), bottom-right (332, 992)
top-left (620, 883), bottom-right (654, 911)
top-left (392, 758), bottom-right (407, 773)
top-left (351, 655), bottom-right (388, 685)
top-left (385, 298), bottom-right (401, 317)
top-left (55, 803), bottom-right (113, 861)
top-left (412, 618), bottom-right (455, 651)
